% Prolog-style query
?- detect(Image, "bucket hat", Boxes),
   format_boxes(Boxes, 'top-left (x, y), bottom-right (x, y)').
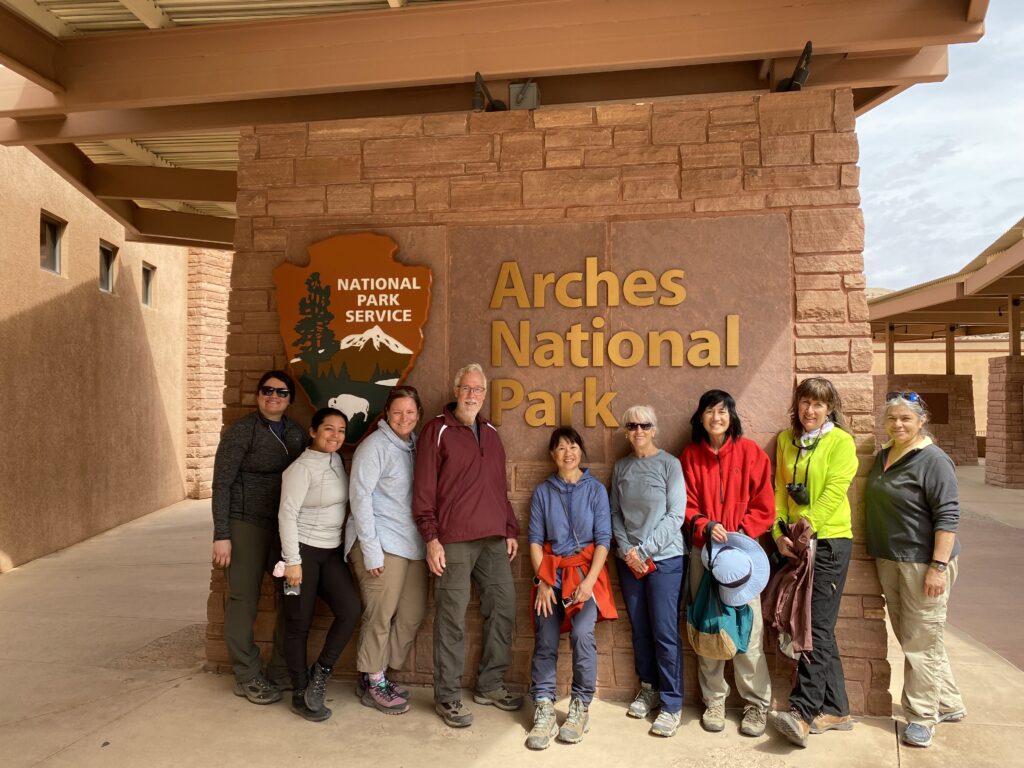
top-left (700, 531), bottom-right (770, 607)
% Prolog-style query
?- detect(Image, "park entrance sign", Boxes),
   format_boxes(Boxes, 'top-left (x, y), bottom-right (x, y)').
top-left (274, 233), bottom-right (432, 444)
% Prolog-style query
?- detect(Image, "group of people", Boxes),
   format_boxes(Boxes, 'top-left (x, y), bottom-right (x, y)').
top-left (212, 367), bottom-right (964, 752)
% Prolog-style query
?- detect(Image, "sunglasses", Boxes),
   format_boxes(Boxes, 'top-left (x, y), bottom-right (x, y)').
top-left (886, 391), bottom-right (920, 403)
top-left (259, 386), bottom-right (291, 397)
top-left (625, 422), bottom-right (654, 432)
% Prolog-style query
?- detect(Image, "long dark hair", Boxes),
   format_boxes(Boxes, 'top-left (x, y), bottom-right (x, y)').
top-left (789, 377), bottom-right (848, 436)
top-left (689, 389), bottom-right (743, 444)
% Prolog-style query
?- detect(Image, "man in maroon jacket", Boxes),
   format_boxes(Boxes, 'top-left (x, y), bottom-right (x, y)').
top-left (414, 363), bottom-right (522, 728)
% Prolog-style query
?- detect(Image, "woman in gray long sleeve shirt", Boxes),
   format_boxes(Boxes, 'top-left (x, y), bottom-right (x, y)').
top-left (610, 405), bottom-right (686, 739)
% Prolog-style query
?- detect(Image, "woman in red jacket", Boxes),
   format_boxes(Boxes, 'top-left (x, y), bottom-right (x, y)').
top-left (681, 389), bottom-right (775, 738)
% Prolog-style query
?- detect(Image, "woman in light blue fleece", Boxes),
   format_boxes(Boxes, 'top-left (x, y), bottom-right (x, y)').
top-left (610, 404), bottom-right (687, 738)
top-left (345, 386), bottom-right (426, 715)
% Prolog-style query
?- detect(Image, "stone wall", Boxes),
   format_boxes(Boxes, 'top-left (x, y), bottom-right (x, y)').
top-left (872, 374), bottom-right (979, 465)
top-left (185, 247), bottom-right (232, 499)
top-left (985, 356), bottom-right (1024, 488)
top-left (209, 88), bottom-right (891, 715)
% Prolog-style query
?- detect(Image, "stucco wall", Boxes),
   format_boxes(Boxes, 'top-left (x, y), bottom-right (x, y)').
top-left (212, 89), bottom-right (890, 715)
top-left (0, 145), bottom-right (189, 571)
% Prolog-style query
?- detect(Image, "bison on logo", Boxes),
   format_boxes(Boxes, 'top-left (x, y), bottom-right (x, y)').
top-left (274, 233), bottom-right (432, 444)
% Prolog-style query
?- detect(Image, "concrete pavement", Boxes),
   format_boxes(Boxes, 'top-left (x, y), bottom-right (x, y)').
top-left (1, 475), bottom-right (1022, 768)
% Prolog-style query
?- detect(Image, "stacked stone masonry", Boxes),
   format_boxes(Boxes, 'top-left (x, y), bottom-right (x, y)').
top-left (210, 88), bottom-right (890, 715)
top-left (186, 247), bottom-right (233, 499)
top-left (985, 356), bottom-right (1024, 488)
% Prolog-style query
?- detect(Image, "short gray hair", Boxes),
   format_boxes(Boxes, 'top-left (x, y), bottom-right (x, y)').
top-left (882, 393), bottom-right (929, 430)
top-left (453, 363), bottom-right (487, 391)
top-left (621, 404), bottom-right (657, 430)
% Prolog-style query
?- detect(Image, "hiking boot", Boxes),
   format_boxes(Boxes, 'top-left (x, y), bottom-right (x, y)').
top-left (435, 699), bottom-right (473, 728)
top-left (384, 675), bottom-right (409, 699)
top-left (291, 689), bottom-right (332, 722)
top-left (937, 708), bottom-right (966, 724)
top-left (525, 699), bottom-right (558, 750)
top-left (361, 678), bottom-right (410, 715)
top-left (267, 669), bottom-right (293, 692)
top-left (233, 674), bottom-right (281, 705)
top-left (354, 672), bottom-right (368, 699)
top-left (304, 662), bottom-right (331, 712)
top-left (740, 705), bottom-right (767, 737)
top-left (649, 709), bottom-right (681, 737)
top-left (473, 686), bottom-right (524, 711)
top-left (627, 682), bottom-right (660, 719)
top-left (809, 713), bottom-right (853, 734)
top-left (558, 698), bottom-right (590, 744)
top-left (770, 709), bottom-right (810, 748)
top-left (701, 700), bottom-right (726, 732)
top-left (902, 722), bottom-right (933, 748)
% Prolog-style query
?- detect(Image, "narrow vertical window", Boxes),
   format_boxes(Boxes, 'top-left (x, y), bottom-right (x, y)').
top-left (99, 243), bottom-right (117, 292)
top-left (142, 263), bottom-right (155, 306)
top-left (40, 214), bottom-right (63, 273)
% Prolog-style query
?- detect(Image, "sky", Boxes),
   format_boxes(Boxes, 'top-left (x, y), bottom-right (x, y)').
top-left (857, 0), bottom-right (1024, 291)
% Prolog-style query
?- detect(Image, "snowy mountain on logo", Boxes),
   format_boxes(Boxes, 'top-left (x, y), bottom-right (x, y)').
top-left (339, 325), bottom-right (413, 355)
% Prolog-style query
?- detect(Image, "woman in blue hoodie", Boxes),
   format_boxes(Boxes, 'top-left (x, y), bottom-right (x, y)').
top-left (525, 426), bottom-right (617, 751)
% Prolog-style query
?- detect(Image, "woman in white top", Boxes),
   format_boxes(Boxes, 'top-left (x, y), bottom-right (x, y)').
top-left (279, 407), bottom-right (361, 722)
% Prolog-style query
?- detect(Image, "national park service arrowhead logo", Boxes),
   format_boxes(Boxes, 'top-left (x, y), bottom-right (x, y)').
top-left (275, 233), bottom-right (432, 444)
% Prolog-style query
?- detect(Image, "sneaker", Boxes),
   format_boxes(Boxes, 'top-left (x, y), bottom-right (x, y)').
top-left (361, 678), bottom-right (410, 715)
top-left (701, 701), bottom-right (726, 732)
top-left (558, 698), bottom-right (590, 744)
top-left (809, 713), bottom-right (853, 734)
top-left (291, 689), bottom-right (332, 722)
top-left (937, 708), bottom-right (966, 724)
top-left (436, 699), bottom-right (474, 728)
top-left (902, 722), bottom-right (933, 748)
top-left (740, 705), bottom-right (767, 737)
top-left (473, 686), bottom-right (524, 711)
top-left (649, 709), bottom-right (681, 737)
top-left (304, 662), bottom-right (331, 712)
top-left (525, 699), bottom-right (558, 750)
top-left (233, 674), bottom-right (282, 705)
top-left (770, 709), bottom-right (810, 748)
top-left (627, 682), bottom-right (660, 719)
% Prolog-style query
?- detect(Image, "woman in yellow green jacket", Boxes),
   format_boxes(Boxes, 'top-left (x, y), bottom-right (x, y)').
top-left (768, 377), bottom-right (858, 749)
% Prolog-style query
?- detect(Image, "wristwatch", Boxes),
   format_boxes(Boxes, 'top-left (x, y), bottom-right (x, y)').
top-left (533, 576), bottom-right (542, 586)
top-left (930, 559), bottom-right (948, 573)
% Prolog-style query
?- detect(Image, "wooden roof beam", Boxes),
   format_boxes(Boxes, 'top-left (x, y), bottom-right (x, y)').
top-left (869, 280), bottom-right (964, 321)
top-left (118, 0), bottom-right (175, 29)
top-left (772, 46), bottom-right (948, 92)
top-left (0, 67), bottom-right (65, 117)
top-left (88, 164), bottom-right (237, 202)
top-left (963, 238), bottom-right (1024, 295)
top-left (0, 5), bottom-right (64, 92)
top-left (132, 208), bottom-right (234, 246)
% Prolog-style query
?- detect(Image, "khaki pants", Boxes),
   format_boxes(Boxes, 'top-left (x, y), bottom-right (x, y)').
top-left (876, 558), bottom-right (963, 727)
top-left (350, 547), bottom-right (428, 674)
top-left (688, 546), bottom-right (771, 710)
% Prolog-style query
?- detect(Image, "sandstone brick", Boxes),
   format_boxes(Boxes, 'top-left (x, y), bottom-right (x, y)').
top-left (565, 200), bottom-right (695, 219)
top-left (326, 183), bottom-right (372, 213)
top-left (545, 149), bottom-right (583, 168)
top-left (294, 156), bottom-right (360, 185)
top-left (362, 162), bottom-right (465, 179)
top-left (710, 104), bottom-right (756, 125)
top-left (470, 109), bottom-right (531, 133)
top-left (766, 188), bottom-right (861, 207)
top-left (762, 135), bottom-right (812, 166)
top-left (613, 128), bottom-right (650, 146)
top-left (796, 338), bottom-right (847, 354)
top-left (815, 132), bottom-right (860, 164)
top-left (415, 178), bottom-right (449, 211)
top-left (758, 91), bottom-right (834, 134)
top-left (794, 253), bottom-right (865, 273)
top-left (694, 194), bottom-right (765, 212)
top-left (792, 208), bottom-right (864, 253)
top-left (844, 273), bottom-right (866, 289)
top-left (679, 167), bottom-right (743, 200)
top-left (253, 229), bottom-right (287, 251)
top-left (842, 164), bottom-right (861, 188)
top-left (308, 115), bottom-right (421, 139)
top-left (422, 113), bottom-right (468, 136)
top-left (533, 107), bottom-right (595, 128)
top-left (373, 198), bottom-right (416, 213)
top-left (851, 337), bottom-right (873, 372)
top-left (237, 159), bottom-right (293, 188)
top-left (236, 189), bottom-right (267, 216)
top-left (586, 146), bottom-right (678, 167)
top-left (622, 177), bottom-right (679, 202)
top-left (544, 127), bottom-right (614, 149)
top-left (742, 140), bottom-right (760, 166)
top-left (681, 142), bottom-right (742, 169)
top-left (450, 179), bottom-right (522, 209)
top-left (258, 129), bottom-right (306, 159)
top-left (363, 135), bottom-right (492, 166)
top-left (848, 290), bottom-right (869, 322)
top-left (499, 132), bottom-right (544, 170)
top-left (430, 208), bottom-right (567, 224)
top-left (834, 89), bottom-right (856, 132)
top-left (465, 162), bottom-right (498, 173)
top-left (651, 111), bottom-right (706, 144)
top-left (266, 198), bottom-right (324, 216)
top-left (596, 103), bottom-right (651, 125)
top-left (523, 168), bottom-right (619, 206)
top-left (795, 274), bottom-right (842, 290)
top-left (230, 290), bottom-right (268, 311)
top-left (708, 123), bottom-right (759, 142)
top-left (305, 139), bottom-right (361, 157)
top-left (796, 353), bottom-right (848, 372)
top-left (373, 181), bottom-right (414, 200)
top-left (744, 164), bottom-right (838, 191)
top-left (238, 134), bottom-right (257, 161)
top-left (797, 290), bottom-right (848, 322)
top-left (254, 122), bottom-right (306, 135)
top-left (654, 93), bottom-right (754, 111)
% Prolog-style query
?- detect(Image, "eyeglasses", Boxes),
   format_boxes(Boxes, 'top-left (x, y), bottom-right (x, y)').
top-left (458, 386), bottom-right (486, 395)
top-left (259, 386), bottom-right (291, 397)
top-left (625, 422), bottom-right (654, 432)
top-left (886, 391), bottom-right (920, 402)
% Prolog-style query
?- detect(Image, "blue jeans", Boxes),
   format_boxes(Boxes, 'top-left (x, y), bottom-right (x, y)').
top-left (530, 597), bottom-right (598, 704)
top-left (617, 555), bottom-right (685, 712)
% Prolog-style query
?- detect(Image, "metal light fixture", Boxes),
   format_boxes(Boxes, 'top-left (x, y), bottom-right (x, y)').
top-left (775, 41), bottom-right (813, 92)
top-left (473, 72), bottom-right (508, 112)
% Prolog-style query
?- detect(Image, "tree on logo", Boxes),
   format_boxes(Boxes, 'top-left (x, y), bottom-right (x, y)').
top-left (294, 271), bottom-right (339, 356)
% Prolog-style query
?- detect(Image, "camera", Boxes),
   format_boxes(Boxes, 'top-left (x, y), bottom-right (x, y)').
top-left (786, 482), bottom-right (811, 506)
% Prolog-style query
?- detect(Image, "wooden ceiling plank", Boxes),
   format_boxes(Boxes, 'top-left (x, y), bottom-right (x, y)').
top-left (853, 83), bottom-right (910, 115)
top-left (2, 0), bottom-right (74, 37)
top-left (117, 0), bottom-right (175, 29)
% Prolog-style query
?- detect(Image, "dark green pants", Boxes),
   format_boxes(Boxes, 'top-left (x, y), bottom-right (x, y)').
top-left (433, 537), bottom-right (516, 703)
top-left (224, 519), bottom-right (288, 683)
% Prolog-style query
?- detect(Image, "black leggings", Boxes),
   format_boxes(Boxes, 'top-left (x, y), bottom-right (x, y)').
top-left (284, 542), bottom-right (361, 690)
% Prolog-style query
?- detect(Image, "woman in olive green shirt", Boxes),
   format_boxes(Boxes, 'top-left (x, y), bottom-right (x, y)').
top-left (769, 377), bottom-right (858, 749)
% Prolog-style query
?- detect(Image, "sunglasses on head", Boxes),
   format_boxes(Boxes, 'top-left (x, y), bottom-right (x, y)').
top-left (625, 422), bottom-right (654, 432)
top-left (260, 386), bottom-right (291, 397)
top-left (886, 391), bottom-right (920, 403)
